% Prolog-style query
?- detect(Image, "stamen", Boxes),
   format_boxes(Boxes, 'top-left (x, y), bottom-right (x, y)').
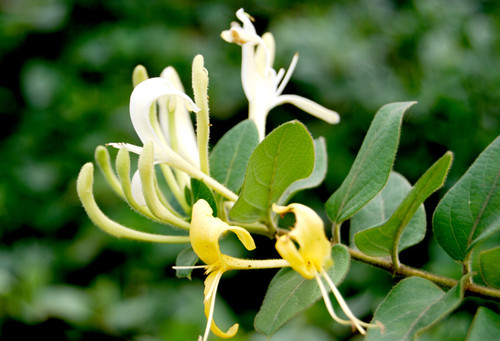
top-left (231, 30), bottom-right (248, 45)
top-left (314, 272), bottom-right (358, 328)
top-left (276, 53), bottom-right (299, 96)
top-left (321, 269), bottom-right (377, 332)
top-left (171, 265), bottom-right (207, 270)
top-left (275, 68), bottom-right (286, 88)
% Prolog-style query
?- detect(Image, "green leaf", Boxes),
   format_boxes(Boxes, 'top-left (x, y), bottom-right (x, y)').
top-left (433, 135), bottom-right (500, 261)
top-left (354, 152), bottom-right (452, 257)
top-left (175, 247), bottom-right (198, 280)
top-left (254, 245), bottom-right (350, 337)
top-left (229, 121), bottom-right (314, 224)
top-left (190, 178), bottom-right (217, 215)
top-left (209, 120), bottom-right (259, 193)
top-left (467, 307), bottom-right (500, 341)
top-left (479, 246), bottom-right (500, 289)
top-left (278, 137), bottom-right (327, 205)
top-left (350, 172), bottom-right (426, 251)
top-left (326, 102), bottom-right (415, 225)
top-left (366, 277), bottom-right (464, 341)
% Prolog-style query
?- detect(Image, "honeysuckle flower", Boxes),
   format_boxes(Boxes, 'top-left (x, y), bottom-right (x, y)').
top-left (273, 203), bottom-right (379, 335)
top-left (108, 65), bottom-right (238, 208)
top-left (221, 8), bottom-right (340, 140)
top-left (108, 69), bottom-right (202, 209)
top-left (180, 199), bottom-right (288, 341)
top-left (109, 67), bottom-right (200, 167)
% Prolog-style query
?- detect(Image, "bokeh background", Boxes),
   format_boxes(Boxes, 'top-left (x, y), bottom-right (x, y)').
top-left (1, 0), bottom-right (499, 340)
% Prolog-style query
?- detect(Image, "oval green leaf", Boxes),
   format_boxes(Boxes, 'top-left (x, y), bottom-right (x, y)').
top-left (354, 152), bottom-right (452, 257)
top-left (229, 121), bottom-right (314, 224)
top-left (366, 277), bottom-right (464, 341)
top-left (433, 135), bottom-right (500, 261)
top-left (326, 102), bottom-right (416, 225)
top-left (254, 244), bottom-right (350, 337)
top-left (350, 172), bottom-right (426, 251)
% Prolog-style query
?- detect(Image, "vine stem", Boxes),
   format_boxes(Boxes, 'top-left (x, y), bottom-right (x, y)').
top-left (348, 248), bottom-right (500, 301)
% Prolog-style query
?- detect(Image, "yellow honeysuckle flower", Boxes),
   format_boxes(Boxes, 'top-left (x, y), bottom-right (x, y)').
top-left (273, 203), bottom-right (379, 335)
top-left (221, 8), bottom-right (340, 141)
top-left (274, 203), bottom-right (332, 279)
top-left (180, 199), bottom-right (288, 341)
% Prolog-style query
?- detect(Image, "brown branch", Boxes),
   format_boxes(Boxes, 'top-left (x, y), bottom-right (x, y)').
top-left (348, 248), bottom-right (500, 301)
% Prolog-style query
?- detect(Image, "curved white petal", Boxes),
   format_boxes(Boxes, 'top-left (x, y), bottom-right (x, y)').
top-left (130, 77), bottom-right (200, 161)
top-left (272, 94), bottom-right (340, 124)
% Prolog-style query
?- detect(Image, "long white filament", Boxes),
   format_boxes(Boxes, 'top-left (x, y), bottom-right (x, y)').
top-left (314, 272), bottom-right (363, 332)
top-left (275, 53), bottom-right (299, 96)
top-left (319, 269), bottom-right (377, 334)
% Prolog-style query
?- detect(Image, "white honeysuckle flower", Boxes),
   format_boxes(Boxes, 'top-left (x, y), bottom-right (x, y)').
top-left (109, 76), bottom-right (200, 164)
top-left (109, 74), bottom-right (201, 206)
top-left (221, 8), bottom-right (340, 140)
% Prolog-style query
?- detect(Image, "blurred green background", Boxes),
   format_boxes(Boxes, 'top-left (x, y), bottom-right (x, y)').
top-left (1, 0), bottom-right (499, 340)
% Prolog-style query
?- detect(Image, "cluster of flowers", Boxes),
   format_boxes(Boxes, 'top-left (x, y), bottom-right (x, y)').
top-left (77, 9), bottom-right (378, 340)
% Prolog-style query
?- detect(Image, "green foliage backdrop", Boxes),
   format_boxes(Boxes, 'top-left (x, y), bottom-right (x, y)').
top-left (1, 0), bottom-right (499, 339)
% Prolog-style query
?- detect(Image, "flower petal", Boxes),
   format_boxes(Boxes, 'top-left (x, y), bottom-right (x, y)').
top-left (271, 94), bottom-right (340, 124)
top-left (190, 199), bottom-right (258, 266)
top-left (130, 77), bottom-right (200, 160)
top-left (276, 234), bottom-right (314, 279)
top-left (203, 271), bottom-right (239, 339)
top-left (190, 199), bottom-right (226, 265)
top-left (226, 226), bottom-right (256, 251)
